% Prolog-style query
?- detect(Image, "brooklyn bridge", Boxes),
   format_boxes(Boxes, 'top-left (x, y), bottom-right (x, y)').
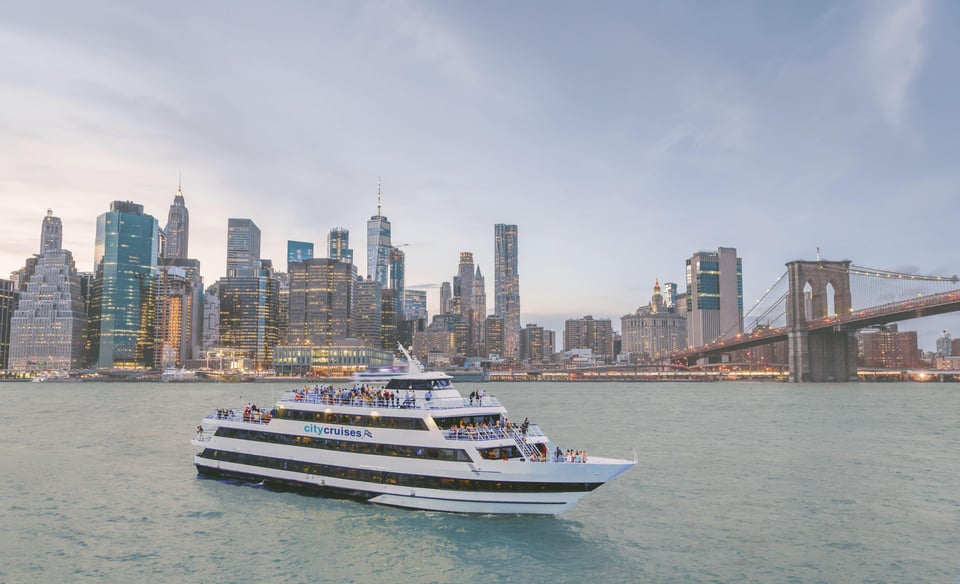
top-left (673, 259), bottom-right (960, 382)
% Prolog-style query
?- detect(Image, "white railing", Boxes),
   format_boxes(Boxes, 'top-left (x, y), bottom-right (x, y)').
top-left (278, 391), bottom-right (502, 411)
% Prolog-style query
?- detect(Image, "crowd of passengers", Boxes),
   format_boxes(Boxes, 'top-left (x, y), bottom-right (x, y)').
top-left (554, 447), bottom-right (588, 463)
top-left (288, 384), bottom-right (425, 408)
top-left (214, 403), bottom-right (273, 423)
top-left (444, 416), bottom-right (531, 439)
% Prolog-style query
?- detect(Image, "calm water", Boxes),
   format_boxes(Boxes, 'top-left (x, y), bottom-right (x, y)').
top-left (1, 380), bottom-right (958, 583)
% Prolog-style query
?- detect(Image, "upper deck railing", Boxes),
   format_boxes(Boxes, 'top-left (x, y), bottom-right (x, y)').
top-left (443, 424), bottom-right (544, 441)
top-left (276, 391), bottom-right (503, 411)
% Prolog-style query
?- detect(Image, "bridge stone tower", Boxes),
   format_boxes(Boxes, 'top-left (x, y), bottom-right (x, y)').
top-left (786, 260), bottom-right (858, 382)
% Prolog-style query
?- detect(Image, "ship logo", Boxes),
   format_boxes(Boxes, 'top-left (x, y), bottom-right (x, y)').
top-left (363, 429), bottom-right (374, 438)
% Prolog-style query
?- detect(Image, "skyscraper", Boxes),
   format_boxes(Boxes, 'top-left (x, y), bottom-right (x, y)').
top-left (685, 247), bottom-right (743, 348)
top-left (352, 277), bottom-right (382, 348)
top-left (154, 265), bottom-right (196, 369)
top-left (218, 267), bottom-right (280, 369)
top-left (564, 315), bottom-right (614, 362)
top-left (87, 201), bottom-right (159, 369)
top-left (286, 258), bottom-right (353, 346)
top-left (287, 240), bottom-right (314, 270)
top-left (439, 282), bottom-right (452, 315)
top-left (9, 210), bottom-right (86, 371)
top-left (40, 208), bottom-right (62, 255)
top-left (0, 279), bottom-right (15, 370)
top-left (519, 323), bottom-right (548, 364)
top-left (328, 228), bottom-right (353, 265)
top-left (483, 314), bottom-right (504, 358)
top-left (389, 246), bottom-right (405, 316)
top-left (366, 183), bottom-right (391, 288)
top-left (164, 183), bottom-right (189, 260)
top-left (494, 224), bottom-right (520, 360)
top-left (404, 289), bottom-right (428, 321)
top-left (9, 254), bottom-right (86, 372)
top-left (226, 218), bottom-right (261, 278)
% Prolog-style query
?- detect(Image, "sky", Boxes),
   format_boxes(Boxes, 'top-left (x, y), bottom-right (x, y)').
top-left (2, 0), bottom-right (959, 350)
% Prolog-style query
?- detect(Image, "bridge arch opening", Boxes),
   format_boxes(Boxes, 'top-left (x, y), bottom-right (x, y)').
top-left (803, 282), bottom-right (814, 322)
top-left (826, 282), bottom-right (836, 318)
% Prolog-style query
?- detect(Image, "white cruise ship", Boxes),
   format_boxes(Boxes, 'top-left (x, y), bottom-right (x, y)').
top-left (192, 367), bottom-right (635, 514)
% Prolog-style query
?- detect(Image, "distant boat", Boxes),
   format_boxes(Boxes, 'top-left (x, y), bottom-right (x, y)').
top-left (161, 367), bottom-right (198, 382)
top-left (32, 372), bottom-right (70, 382)
top-left (351, 344), bottom-right (418, 387)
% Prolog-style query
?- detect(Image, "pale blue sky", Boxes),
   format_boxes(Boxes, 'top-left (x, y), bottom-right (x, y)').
top-left (1, 1), bottom-right (958, 348)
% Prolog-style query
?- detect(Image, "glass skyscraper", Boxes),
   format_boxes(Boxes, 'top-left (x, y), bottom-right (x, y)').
top-left (494, 224), bottom-right (520, 360)
top-left (685, 247), bottom-right (743, 348)
top-left (366, 187), bottom-right (391, 288)
top-left (328, 228), bottom-right (353, 265)
top-left (226, 218), bottom-right (261, 278)
top-left (287, 240), bottom-right (314, 271)
top-left (87, 201), bottom-right (159, 369)
top-left (218, 270), bottom-right (280, 369)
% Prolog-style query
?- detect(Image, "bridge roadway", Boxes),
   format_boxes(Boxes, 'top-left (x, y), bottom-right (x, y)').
top-left (676, 288), bottom-right (960, 364)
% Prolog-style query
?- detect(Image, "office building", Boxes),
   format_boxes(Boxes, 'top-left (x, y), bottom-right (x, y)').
top-left (87, 201), bottom-right (159, 369)
top-left (686, 247), bottom-right (743, 348)
top-left (564, 315), bottom-right (614, 362)
top-left (494, 224), bottom-right (520, 360)
top-left (381, 288), bottom-right (399, 351)
top-left (352, 277), bottom-right (382, 348)
top-left (519, 323), bottom-right (549, 365)
top-left (404, 289), bottom-right (428, 321)
top-left (287, 258), bottom-right (353, 347)
top-left (621, 279), bottom-right (687, 363)
top-left (218, 269), bottom-right (280, 369)
top-left (154, 265), bottom-right (197, 369)
top-left (366, 184), bottom-right (391, 288)
top-left (273, 339), bottom-right (394, 377)
top-left (936, 331), bottom-right (953, 357)
top-left (8, 210), bottom-right (86, 371)
top-left (0, 280), bottom-right (15, 369)
top-left (287, 241), bottom-right (314, 271)
top-left (439, 282), bottom-right (452, 315)
top-left (226, 218), bottom-right (261, 278)
top-left (9, 252), bottom-right (86, 372)
top-left (857, 325), bottom-right (920, 369)
top-left (201, 284), bottom-right (220, 350)
top-left (389, 246), bottom-right (405, 317)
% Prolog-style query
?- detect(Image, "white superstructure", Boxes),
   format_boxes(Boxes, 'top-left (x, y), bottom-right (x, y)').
top-left (192, 371), bottom-right (634, 515)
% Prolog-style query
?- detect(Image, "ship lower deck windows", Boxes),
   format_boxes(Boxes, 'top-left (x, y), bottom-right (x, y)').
top-left (215, 426), bottom-right (472, 462)
top-left (199, 449), bottom-right (601, 493)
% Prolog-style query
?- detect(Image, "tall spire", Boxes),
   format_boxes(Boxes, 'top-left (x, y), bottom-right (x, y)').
top-left (377, 177), bottom-right (382, 218)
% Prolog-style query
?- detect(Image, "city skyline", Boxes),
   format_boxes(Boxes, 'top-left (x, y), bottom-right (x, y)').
top-left (2, 1), bottom-right (959, 349)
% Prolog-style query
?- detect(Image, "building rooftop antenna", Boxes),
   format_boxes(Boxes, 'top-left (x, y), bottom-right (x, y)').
top-left (377, 177), bottom-right (382, 218)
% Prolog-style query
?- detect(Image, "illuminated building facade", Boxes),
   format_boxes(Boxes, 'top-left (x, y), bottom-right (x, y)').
top-left (494, 224), bottom-right (520, 360)
top-left (87, 201), bottom-right (159, 369)
top-left (287, 258), bottom-right (353, 346)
